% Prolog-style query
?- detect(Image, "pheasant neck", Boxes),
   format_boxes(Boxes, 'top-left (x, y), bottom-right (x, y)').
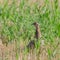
top-left (35, 25), bottom-right (40, 40)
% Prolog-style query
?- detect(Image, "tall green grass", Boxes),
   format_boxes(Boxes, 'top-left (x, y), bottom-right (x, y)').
top-left (0, 0), bottom-right (60, 60)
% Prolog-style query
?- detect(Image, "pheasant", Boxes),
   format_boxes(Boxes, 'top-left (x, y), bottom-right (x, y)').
top-left (27, 22), bottom-right (41, 50)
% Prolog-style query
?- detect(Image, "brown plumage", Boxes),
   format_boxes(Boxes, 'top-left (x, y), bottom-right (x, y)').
top-left (27, 40), bottom-right (35, 49)
top-left (33, 22), bottom-right (41, 39)
top-left (27, 22), bottom-right (41, 50)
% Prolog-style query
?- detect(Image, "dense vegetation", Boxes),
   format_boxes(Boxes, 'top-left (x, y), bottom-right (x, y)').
top-left (0, 0), bottom-right (60, 60)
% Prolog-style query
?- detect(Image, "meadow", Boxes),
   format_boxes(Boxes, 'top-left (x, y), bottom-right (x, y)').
top-left (0, 0), bottom-right (60, 60)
